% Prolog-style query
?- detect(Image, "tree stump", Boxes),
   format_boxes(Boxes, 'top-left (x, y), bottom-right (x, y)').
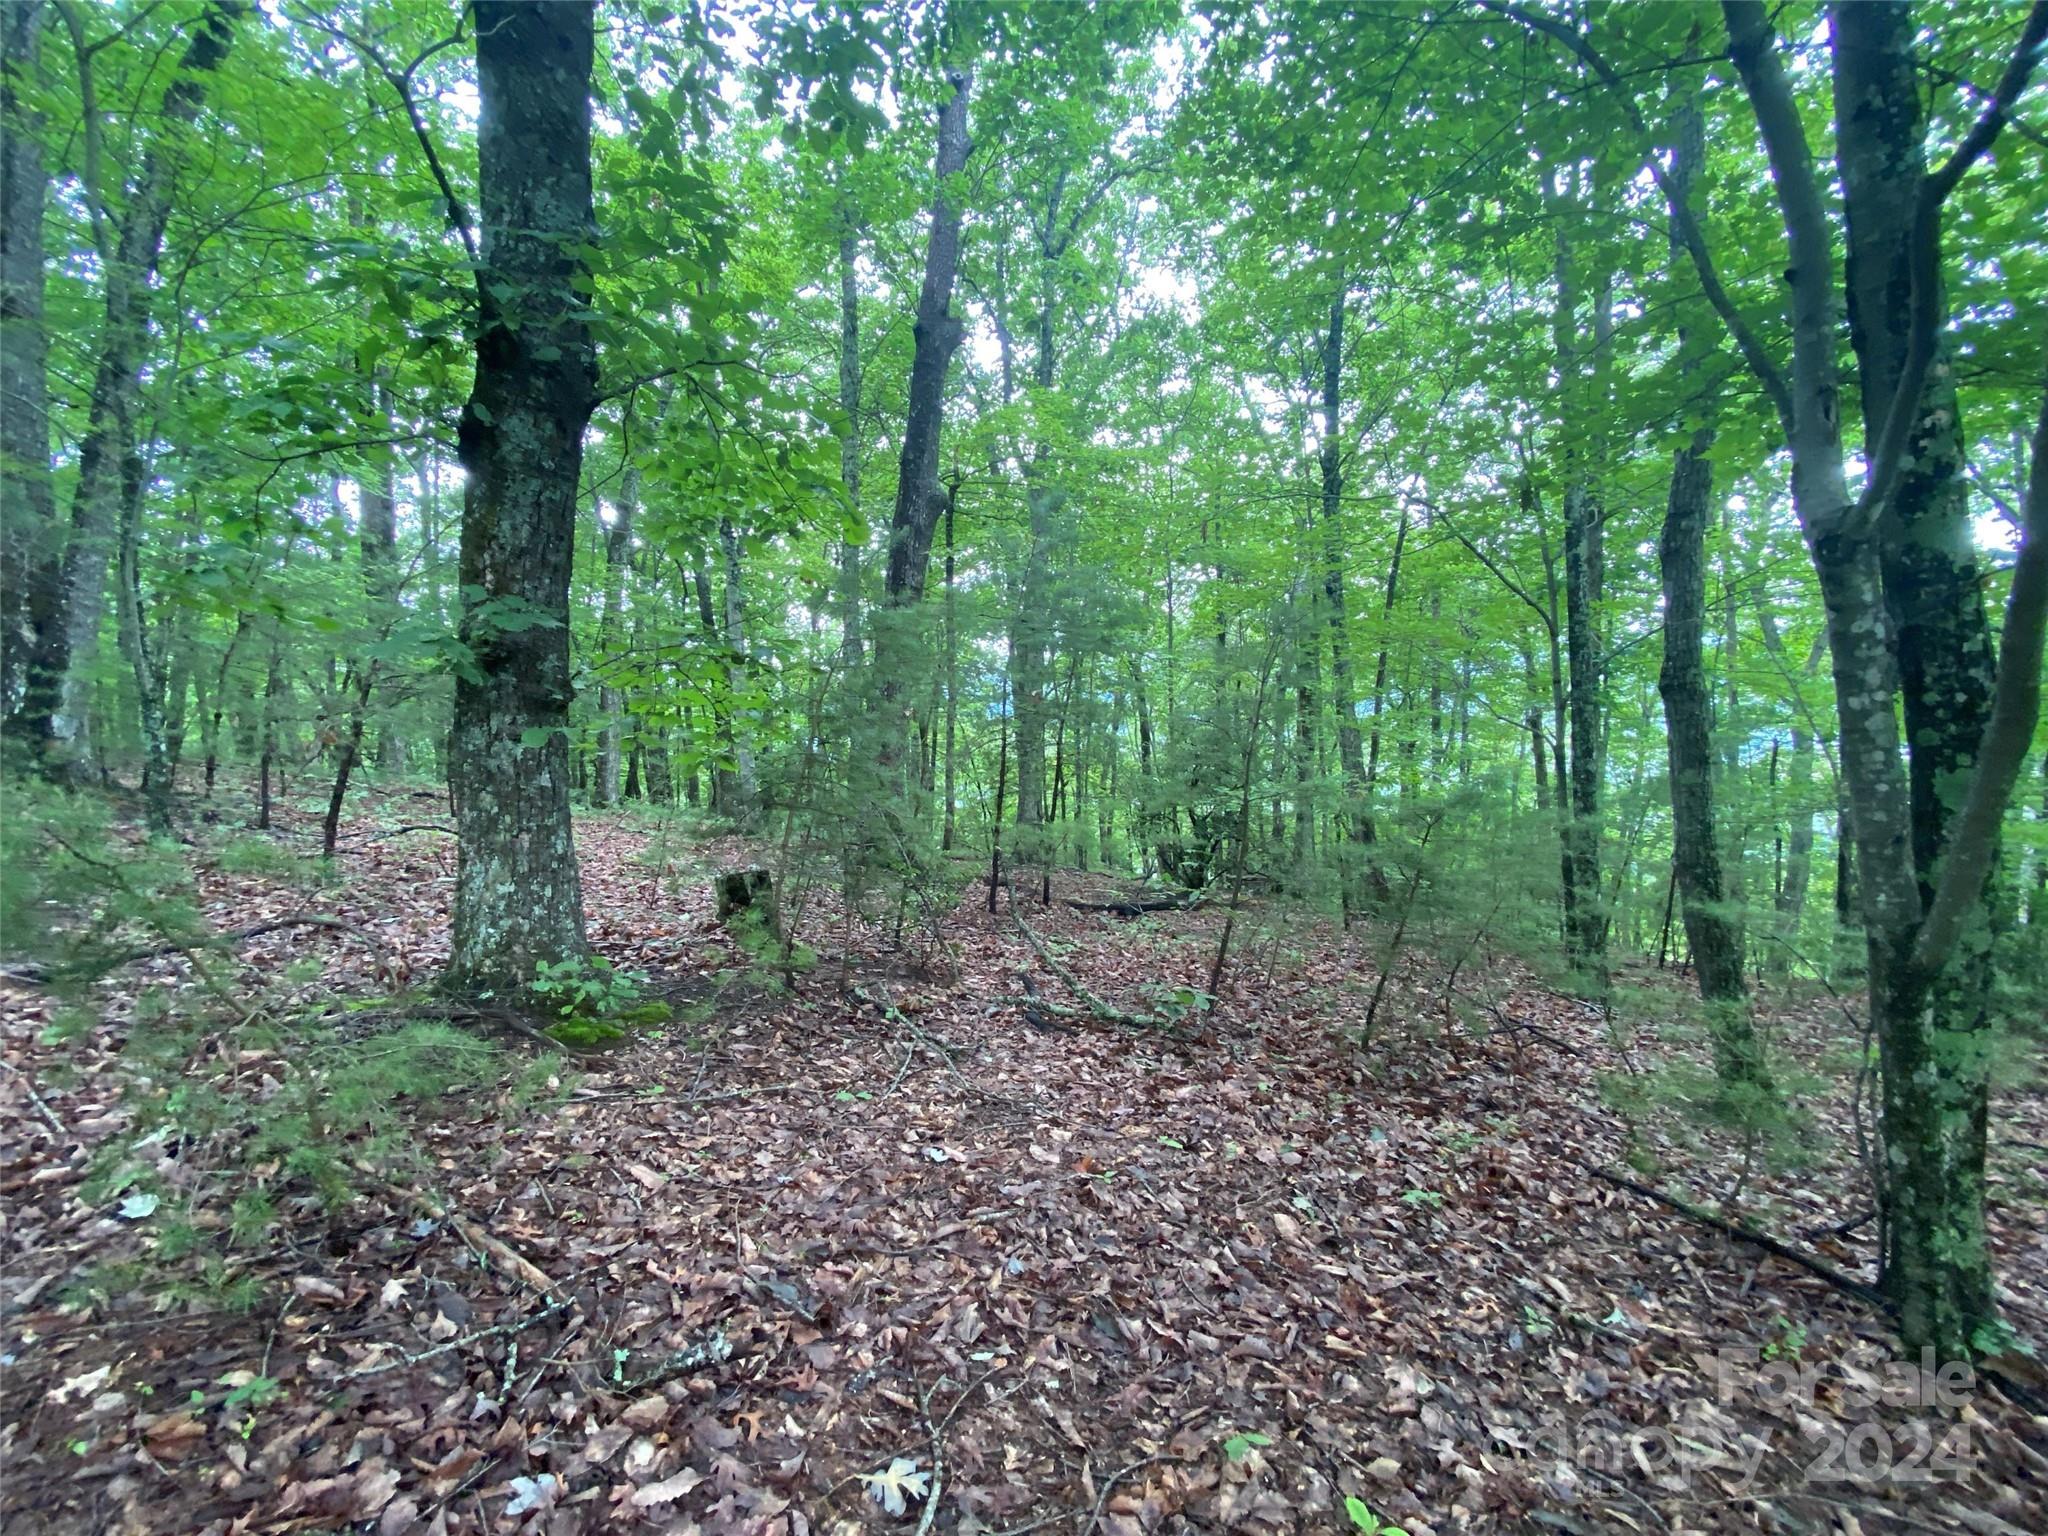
top-left (714, 867), bottom-right (779, 938)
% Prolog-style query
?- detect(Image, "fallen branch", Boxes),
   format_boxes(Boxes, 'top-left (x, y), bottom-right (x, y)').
top-left (612, 1332), bottom-right (734, 1393)
top-left (30, 914), bottom-right (392, 985)
top-left (341, 823), bottom-right (454, 845)
top-left (1009, 887), bottom-right (1162, 1032)
top-left (1579, 1161), bottom-right (1883, 1306)
top-left (1797, 1208), bottom-right (1876, 1243)
top-left (1061, 889), bottom-right (1204, 918)
top-left (363, 1170), bottom-right (561, 1297)
top-left (345, 1296), bottom-right (573, 1379)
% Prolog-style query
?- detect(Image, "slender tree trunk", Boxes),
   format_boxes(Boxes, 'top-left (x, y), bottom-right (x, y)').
top-left (882, 69), bottom-right (972, 610)
top-left (1662, 436), bottom-right (1751, 1014)
top-left (7, 2), bottom-right (240, 763)
top-left (942, 486), bottom-right (958, 849)
top-left (1, 1), bottom-right (54, 722)
top-left (446, 0), bottom-right (597, 993)
top-left (691, 550), bottom-right (737, 813)
top-left (719, 515), bottom-right (758, 822)
top-left (1319, 285), bottom-right (1367, 833)
top-left (1554, 213), bottom-right (1608, 990)
top-left (1656, 84), bottom-right (1757, 1078)
top-left (593, 462), bottom-right (637, 808)
top-left (256, 620), bottom-right (284, 830)
top-left (114, 442), bottom-right (173, 832)
top-left (837, 208), bottom-right (864, 667)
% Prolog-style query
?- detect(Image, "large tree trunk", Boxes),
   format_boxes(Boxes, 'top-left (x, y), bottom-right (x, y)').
top-left (6, 2), bottom-right (240, 764)
top-left (1720, 0), bottom-right (2045, 1359)
top-left (0, 1), bottom-right (53, 723)
top-left (446, 0), bottom-right (596, 993)
top-left (1831, 0), bottom-right (2004, 1340)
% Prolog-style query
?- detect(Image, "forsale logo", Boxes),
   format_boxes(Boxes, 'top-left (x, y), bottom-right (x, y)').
top-left (1511, 1349), bottom-right (1976, 1492)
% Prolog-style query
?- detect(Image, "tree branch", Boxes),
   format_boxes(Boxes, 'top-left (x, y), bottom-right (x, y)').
top-left (1480, 0), bottom-right (1795, 434)
top-left (1856, 0), bottom-right (2048, 533)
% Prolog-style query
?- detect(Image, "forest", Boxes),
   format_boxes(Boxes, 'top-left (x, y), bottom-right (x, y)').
top-left (1, 0), bottom-right (2046, 1532)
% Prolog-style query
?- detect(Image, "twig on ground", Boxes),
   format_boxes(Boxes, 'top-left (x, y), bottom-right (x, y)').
top-left (362, 1170), bottom-right (561, 1297)
top-left (1080, 1454), bottom-right (1187, 1536)
top-left (345, 1297), bottom-right (573, 1378)
top-left (0, 1057), bottom-right (66, 1138)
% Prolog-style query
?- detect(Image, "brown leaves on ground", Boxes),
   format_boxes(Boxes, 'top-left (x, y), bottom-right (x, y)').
top-left (1, 789), bottom-right (2044, 1535)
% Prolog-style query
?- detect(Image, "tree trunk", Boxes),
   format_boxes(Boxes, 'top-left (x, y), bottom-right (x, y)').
top-left (942, 486), bottom-right (959, 849)
top-left (718, 514), bottom-right (758, 822)
top-left (881, 68), bottom-right (972, 609)
top-left (1831, 0), bottom-right (2006, 1348)
top-left (114, 443), bottom-right (173, 832)
top-left (691, 549), bottom-right (737, 813)
top-left (1319, 284), bottom-right (1368, 833)
top-left (7, 2), bottom-right (240, 763)
top-left (1554, 213), bottom-right (1608, 990)
top-left (1, 1), bottom-right (53, 723)
top-left (1656, 84), bottom-right (1758, 1082)
top-left (1662, 435), bottom-right (1768, 1083)
top-left (446, 0), bottom-right (596, 993)
top-left (593, 461), bottom-right (637, 808)
top-left (837, 209), bottom-right (865, 667)
top-left (1721, 0), bottom-right (2031, 1359)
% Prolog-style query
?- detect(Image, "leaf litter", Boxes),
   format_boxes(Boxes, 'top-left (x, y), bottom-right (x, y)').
top-left (1, 790), bottom-right (2044, 1535)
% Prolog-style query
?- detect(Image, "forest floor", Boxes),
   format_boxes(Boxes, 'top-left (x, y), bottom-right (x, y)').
top-left (2, 787), bottom-right (2045, 1536)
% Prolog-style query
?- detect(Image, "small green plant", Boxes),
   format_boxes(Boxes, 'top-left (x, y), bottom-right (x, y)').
top-left (1761, 1315), bottom-right (1807, 1363)
top-left (1220, 1430), bottom-right (1271, 1462)
top-left (532, 954), bottom-right (644, 1018)
top-left (1400, 1188), bottom-right (1444, 1210)
top-left (1345, 1496), bottom-right (1408, 1535)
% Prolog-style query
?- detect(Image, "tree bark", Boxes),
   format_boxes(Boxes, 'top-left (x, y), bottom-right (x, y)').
top-left (593, 461), bottom-right (637, 808)
top-left (882, 69), bottom-right (972, 608)
top-left (718, 514), bottom-right (758, 822)
top-left (1721, 0), bottom-right (2034, 1359)
top-left (1656, 83), bottom-right (1758, 1077)
top-left (7, 1), bottom-right (241, 763)
top-left (1553, 207), bottom-right (1608, 990)
top-left (446, 0), bottom-right (597, 993)
top-left (0, 1), bottom-right (53, 723)
top-left (836, 206), bottom-right (864, 667)
top-left (1319, 285), bottom-right (1367, 831)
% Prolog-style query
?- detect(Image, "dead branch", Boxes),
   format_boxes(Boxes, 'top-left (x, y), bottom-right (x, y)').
top-left (38, 914), bottom-right (391, 984)
top-left (362, 1170), bottom-right (561, 1297)
top-left (344, 1296), bottom-right (573, 1379)
top-left (1580, 1161), bottom-right (1883, 1306)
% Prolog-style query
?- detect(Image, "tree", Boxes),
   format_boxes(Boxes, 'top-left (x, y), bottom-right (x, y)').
top-left (445, 0), bottom-right (599, 993)
top-left (6, 0), bottom-right (242, 771)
